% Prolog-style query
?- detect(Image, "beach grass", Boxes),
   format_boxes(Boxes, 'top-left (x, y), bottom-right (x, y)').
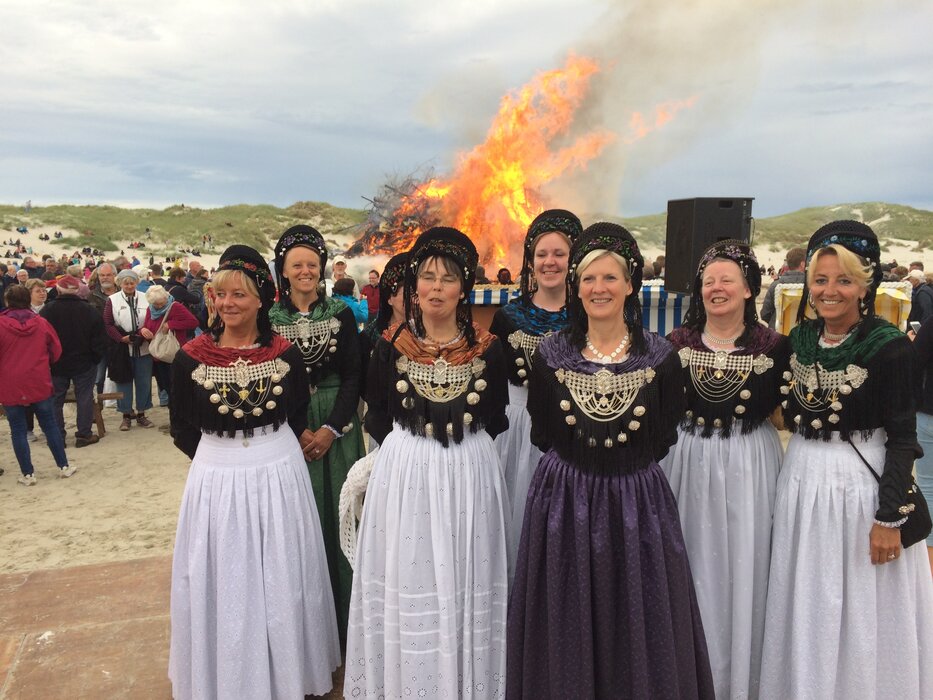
top-left (1, 200), bottom-right (930, 256)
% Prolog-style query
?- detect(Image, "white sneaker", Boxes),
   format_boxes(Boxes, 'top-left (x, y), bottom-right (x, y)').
top-left (60, 464), bottom-right (79, 478)
top-left (17, 474), bottom-right (37, 486)
top-left (26, 431), bottom-right (37, 443)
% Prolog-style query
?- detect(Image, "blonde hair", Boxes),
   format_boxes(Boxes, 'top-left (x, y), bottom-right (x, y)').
top-left (24, 278), bottom-right (47, 292)
top-left (576, 249), bottom-right (630, 281)
top-left (806, 244), bottom-right (873, 289)
top-left (210, 269), bottom-right (260, 299)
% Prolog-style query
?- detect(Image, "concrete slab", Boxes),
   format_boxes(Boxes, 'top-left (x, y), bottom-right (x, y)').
top-left (0, 556), bottom-right (343, 699)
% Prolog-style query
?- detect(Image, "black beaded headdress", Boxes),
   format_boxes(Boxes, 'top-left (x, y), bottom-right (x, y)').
top-left (682, 239), bottom-right (762, 338)
top-left (214, 244), bottom-right (275, 344)
top-left (273, 224), bottom-right (328, 310)
top-left (567, 222), bottom-right (646, 353)
top-left (797, 220), bottom-right (882, 323)
top-left (375, 251), bottom-right (410, 333)
top-left (404, 227), bottom-right (479, 346)
top-left (519, 209), bottom-right (583, 301)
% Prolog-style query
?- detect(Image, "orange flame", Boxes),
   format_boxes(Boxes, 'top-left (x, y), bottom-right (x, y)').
top-left (355, 56), bottom-right (697, 272)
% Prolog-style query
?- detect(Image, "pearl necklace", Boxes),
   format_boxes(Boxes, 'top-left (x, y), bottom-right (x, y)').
top-left (703, 330), bottom-right (740, 346)
top-left (423, 330), bottom-right (464, 348)
top-left (585, 333), bottom-right (629, 363)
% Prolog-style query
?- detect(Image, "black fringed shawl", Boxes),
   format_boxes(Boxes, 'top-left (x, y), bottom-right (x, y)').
top-left (527, 331), bottom-right (684, 473)
top-left (363, 330), bottom-right (509, 448)
top-left (668, 324), bottom-right (790, 438)
top-left (169, 337), bottom-right (309, 459)
top-left (269, 299), bottom-right (362, 435)
top-left (783, 317), bottom-right (921, 522)
top-left (489, 298), bottom-right (569, 387)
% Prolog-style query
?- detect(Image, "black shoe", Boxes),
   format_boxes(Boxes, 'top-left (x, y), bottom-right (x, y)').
top-left (75, 434), bottom-right (101, 448)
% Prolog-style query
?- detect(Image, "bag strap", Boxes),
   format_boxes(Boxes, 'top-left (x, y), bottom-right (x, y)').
top-left (812, 350), bottom-right (882, 483)
top-left (845, 433), bottom-right (882, 482)
top-left (156, 306), bottom-right (171, 333)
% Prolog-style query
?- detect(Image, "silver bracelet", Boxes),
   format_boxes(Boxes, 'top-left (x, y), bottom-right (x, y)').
top-left (874, 517), bottom-right (908, 529)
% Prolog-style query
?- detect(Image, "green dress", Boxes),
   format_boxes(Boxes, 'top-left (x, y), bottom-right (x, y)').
top-left (270, 297), bottom-right (366, 647)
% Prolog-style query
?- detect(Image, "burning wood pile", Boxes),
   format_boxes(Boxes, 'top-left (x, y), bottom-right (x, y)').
top-left (348, 54), bottom-right (696, 272)
top-left (346, 171), bottom-right (443, 259)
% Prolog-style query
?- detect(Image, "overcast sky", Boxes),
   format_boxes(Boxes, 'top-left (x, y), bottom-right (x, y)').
top-left (1, 0), bottom-right (930, 218)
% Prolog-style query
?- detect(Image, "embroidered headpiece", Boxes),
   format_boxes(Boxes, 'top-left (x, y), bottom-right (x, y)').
top-left (273, 225), bottom-right (328, 300)
top-left (695, 239), bottom-right (762, 298)
top-left (381, 251), bottom-right (410, 297)
top-left (520, 208), bottom-right (582, 300)
top-left (798, 220), bottom-right (883, 323)
top-left (569, 222), bottom-right (644, 295)
top-left (406, 226), bottom-right (479, 295)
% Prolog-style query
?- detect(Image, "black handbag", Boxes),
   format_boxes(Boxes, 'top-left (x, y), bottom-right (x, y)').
top-left (107, 341), bottom-right (133, 384)
top-left (847, 436), bottom-right (932, 548)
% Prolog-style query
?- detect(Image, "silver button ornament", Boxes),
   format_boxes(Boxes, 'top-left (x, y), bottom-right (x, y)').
top-left (396, 380), bottom-right (409, 393)
top-left (739, 389), bottom-right (751, 400)
top-left (467, 392), bottom-right (480, 405)
top-left (475, 379), bottom-right (487, 391)
top-left (565, 415), bottom-right (577, 426)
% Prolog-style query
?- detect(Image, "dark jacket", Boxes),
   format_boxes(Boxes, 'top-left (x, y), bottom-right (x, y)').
top-left (908, 283), bottom-right (933, 327)
top-left (166, 278), bottom-right (201, 307)
top-left (760, 270), bottom-right (805, 328)
top-left (40, 294), bottom-right (107, 376)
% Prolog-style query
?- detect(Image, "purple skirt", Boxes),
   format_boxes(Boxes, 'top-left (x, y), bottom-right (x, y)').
top-left (506, 450), bottom-right (715, 700)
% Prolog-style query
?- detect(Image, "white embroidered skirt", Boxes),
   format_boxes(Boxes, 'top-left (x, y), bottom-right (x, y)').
top-left (344, 425), bottom-right (509, 699)
top-left (660, 422), bottom-right (782, 700)
top-left (169, 429), bottom-right (341, 700)
top-left (494, 383), bottom-right (540, 578)
top-left (760, 431), bottom-right (933, 699)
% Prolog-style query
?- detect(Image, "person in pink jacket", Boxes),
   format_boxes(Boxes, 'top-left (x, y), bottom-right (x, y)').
top-left (0, 285), bottom-right (77, 486)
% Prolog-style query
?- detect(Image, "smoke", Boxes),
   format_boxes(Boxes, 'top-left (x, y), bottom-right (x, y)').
top-left (552, 0), bottom-right (899, 216)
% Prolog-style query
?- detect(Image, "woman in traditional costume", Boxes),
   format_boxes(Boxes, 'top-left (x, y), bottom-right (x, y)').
top-left (760, 221), bottom-right (933, 699)
top-left (507, 222), bottom-right (715, 699)
top-left (269, 225), bottom-right (366, 646)
top-left (660, 240), bottom-right (789, 700)
top-left (490, 209), bottom-right (582, 570)
top-left (345, 227), bottom-right (510, 698)
top-left (359, 250), bottom-right (410, 409)
top-left (168, 245), bottom-right (340, 699)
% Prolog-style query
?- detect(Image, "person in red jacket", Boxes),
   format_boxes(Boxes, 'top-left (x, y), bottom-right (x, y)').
top-left (0, 285), bottom-right (77, 485)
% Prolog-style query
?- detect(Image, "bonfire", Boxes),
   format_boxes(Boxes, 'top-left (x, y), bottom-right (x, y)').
top-left (350, 54), bottom-right (695, 272)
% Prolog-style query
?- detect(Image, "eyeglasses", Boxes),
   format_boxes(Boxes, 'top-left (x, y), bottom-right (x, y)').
top-left (418, 272), bottom-right (460, 286)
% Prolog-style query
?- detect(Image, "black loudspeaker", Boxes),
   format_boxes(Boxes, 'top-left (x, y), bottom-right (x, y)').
top-left (663, 197), bottom-right (754, 294)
